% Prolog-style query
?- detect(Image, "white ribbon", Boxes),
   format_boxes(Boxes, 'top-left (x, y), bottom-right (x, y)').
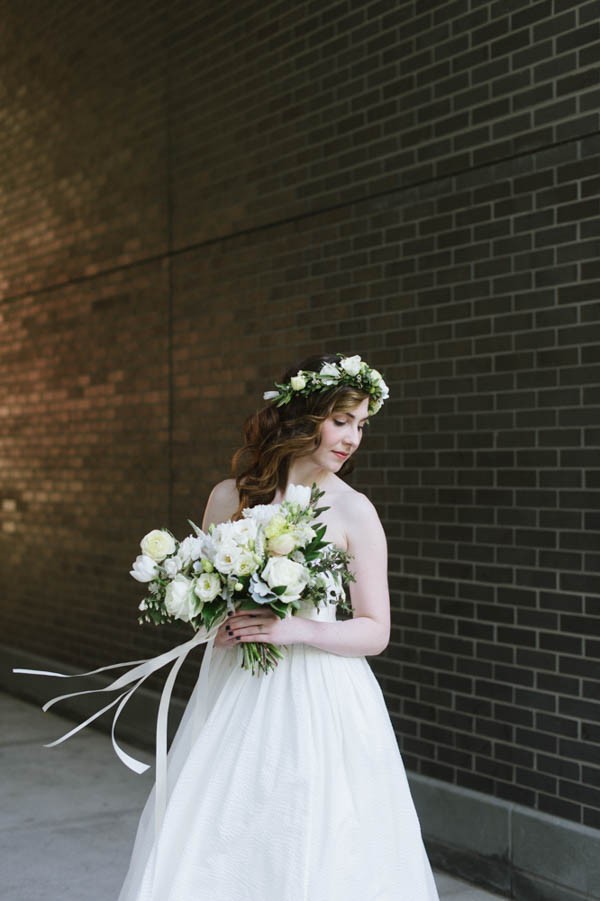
top-left (13, 621), bottom-right (222, 836)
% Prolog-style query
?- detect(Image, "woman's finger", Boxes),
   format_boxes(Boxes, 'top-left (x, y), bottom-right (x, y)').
top-left (228, 611), bottom-right (277, 627)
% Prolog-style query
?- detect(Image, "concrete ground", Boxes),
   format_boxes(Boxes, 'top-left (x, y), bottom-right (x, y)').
top-left (0, 692), bottom-right (506, 900)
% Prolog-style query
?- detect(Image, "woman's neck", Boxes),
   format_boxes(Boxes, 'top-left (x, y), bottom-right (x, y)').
top-left (285, 459), bottom-right (332, 493)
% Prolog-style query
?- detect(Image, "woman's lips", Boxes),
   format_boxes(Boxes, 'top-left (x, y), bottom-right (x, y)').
top-left (333, 451), bottom-right (349, 460)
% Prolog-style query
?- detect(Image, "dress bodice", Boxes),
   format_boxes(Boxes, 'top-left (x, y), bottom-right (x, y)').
top-left (294, 599), bottom-right (337, 623)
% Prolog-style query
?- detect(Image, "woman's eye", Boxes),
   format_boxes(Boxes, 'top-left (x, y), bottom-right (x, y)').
top-left (334, 419), bottom-right (346, 426)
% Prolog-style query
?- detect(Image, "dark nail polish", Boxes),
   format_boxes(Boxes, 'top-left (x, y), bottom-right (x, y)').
top-left (235, 636), bottom-right (241, 641)
top-left (227, 611), bottom-right (233, 617)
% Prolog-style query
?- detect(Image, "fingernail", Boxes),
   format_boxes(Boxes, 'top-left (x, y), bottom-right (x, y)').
top-left (235, 636), bottom-right (241, 641)
top-left (227, 611), bottom-right (233, 617)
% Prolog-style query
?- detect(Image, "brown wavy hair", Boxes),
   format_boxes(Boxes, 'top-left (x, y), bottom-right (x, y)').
top-left (231, 354), bottom-right (369, 518)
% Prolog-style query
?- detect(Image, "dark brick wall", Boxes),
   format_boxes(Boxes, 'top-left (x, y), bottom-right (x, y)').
top-left (1, 1), bottom-right (599, 829)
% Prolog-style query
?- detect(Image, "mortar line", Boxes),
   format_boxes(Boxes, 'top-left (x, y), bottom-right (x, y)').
top-left (2, 128), bottom-right (598, 306)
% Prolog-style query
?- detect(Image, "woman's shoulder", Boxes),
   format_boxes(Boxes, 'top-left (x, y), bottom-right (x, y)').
top-left (329, 478), bottom-right (381, 522)
top-left (209, 478), bottom-right (238, 503)
top-left (332, 482), bottom-right (386, 552)
top-left (203, 478), bottom-right (239, 528)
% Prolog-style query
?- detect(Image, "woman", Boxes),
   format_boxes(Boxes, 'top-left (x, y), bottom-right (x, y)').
top-left (119, 353), bottom-right (440, 901)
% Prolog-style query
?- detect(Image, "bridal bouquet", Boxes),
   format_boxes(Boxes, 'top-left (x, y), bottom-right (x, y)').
top-left (130, 485), bottom-right (353, 674)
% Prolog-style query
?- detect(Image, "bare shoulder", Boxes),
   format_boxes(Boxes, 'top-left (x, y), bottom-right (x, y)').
top-left (208, 478), bottom-right (238, 505)
top-left (332, 479), bottom-right (378, 515)
top-left (202, 478), bottom-right (239, 529)
top-left (329, 479), bottom-right (385, 542)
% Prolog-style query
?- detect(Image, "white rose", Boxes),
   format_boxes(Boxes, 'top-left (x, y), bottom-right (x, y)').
top-left (140, 529), bottom-right (176, 562)
top-left (261, 556), bottom-right (309, 603)
top-left (163, 554), bottom-right (184, 578)
top-left (340, 354), bottom-right (362, 376)
top-left (164, 574), bottom-right (198, 622)
top-left (319, 362), bottom-right (340, 382)
top-left (290, 374), bottom-right (306, 391)
top-left (194, 572), bottom-right (221, 603)
top-left (130, 554), bottom-right (159, 583)
top-left (267, 532), bottom-right (297, 556)
top-left (284, 483), bottom-right (311, 508)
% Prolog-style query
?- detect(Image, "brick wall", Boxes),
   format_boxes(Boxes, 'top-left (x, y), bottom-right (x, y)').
top-left (1, 0), bottom-right (599, 829)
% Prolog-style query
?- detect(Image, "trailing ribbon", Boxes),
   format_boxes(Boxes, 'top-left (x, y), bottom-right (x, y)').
top-left (13, 621), bottom-right (222, 837)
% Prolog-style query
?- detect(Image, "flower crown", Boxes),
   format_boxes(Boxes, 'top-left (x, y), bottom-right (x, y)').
top-left (263, 354), bottom-right (389, 415)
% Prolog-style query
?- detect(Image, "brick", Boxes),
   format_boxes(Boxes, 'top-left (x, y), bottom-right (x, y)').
top-left (2, 0), bottom-right (599, 832)
top-left (557, 22), bottom-right (600, 54)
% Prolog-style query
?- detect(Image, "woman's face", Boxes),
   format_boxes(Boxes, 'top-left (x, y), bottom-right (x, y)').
top-left (310, 397), bottom-right (370, 473)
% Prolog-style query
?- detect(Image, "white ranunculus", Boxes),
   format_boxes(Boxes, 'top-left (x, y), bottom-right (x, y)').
top-left (370, 368), bottom-right (389, 399)
top-left (290, 374), bottom-right (306, 391)
top-left (130, 554), bottom-right (159, 583)
top-left (261, 556), bottom-right (308, 603)
top-left (267, 532), bottom-right (297, 556)
top-left (340, 354), bottom-right (362, 376)
top-left (140, 529), bottom-right (176, 562)
top-left (284, 483), bottom-right (311, 508)
top-left (214, 540), bottom-right (244, 575)
top-left (291, 522), bottom-right (316, 547)
top-left (194, 571), bottom-right (221, 604)
top-left (234, 550), bottom-right (260, 576)
top-left (164, 574), bottom-right (198, 622)
top-left (163, 554), bottom-right (184, 578)
top-left (178, 535), bottom-right (204, 566)
top-left (264, 513), bottom-right (287, 540)
top-left (230, 517), bottom-right (258, 544)
top-left (244, 504), bottom-right (280, 527)
top-left (319, 362), bottom-right (340, 382)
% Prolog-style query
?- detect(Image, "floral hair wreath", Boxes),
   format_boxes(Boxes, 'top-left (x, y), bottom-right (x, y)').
top-left (263, 354), bottom-right (390, 416)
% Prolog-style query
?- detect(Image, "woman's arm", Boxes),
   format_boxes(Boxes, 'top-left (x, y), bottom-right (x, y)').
top-left (224, 492), bottom-right (391, 657)
top-left (302, 492), bottom-right (390, 655)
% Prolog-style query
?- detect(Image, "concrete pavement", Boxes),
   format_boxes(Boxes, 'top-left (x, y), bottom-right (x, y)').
top-left (0, 692), bottom-right (506, 900)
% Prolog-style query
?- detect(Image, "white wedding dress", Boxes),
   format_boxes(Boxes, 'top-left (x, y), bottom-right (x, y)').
top-left (118, 601), bottom-right (440, 901)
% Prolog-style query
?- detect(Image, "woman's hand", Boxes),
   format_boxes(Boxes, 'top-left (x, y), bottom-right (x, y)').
top-left (213, 609), bottom-right (310, 648)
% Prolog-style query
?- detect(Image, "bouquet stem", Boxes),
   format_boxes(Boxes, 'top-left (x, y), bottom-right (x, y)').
top-left (241, 641), bottom-right (286, 675)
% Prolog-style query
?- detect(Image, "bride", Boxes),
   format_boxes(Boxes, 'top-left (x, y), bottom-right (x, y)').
top-left (118, 353), bottom-right (440, 901)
